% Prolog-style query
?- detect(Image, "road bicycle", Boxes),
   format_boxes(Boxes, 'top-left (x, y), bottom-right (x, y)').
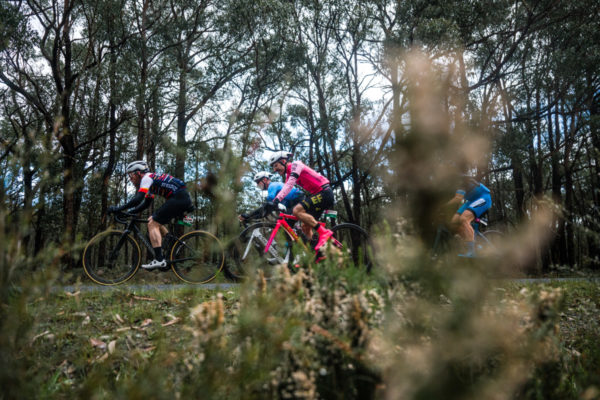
top-left (82, 210), bottom-right (224, 285)
top-left (226, 205), bottom-right (372, 280)
top-left (431, 214), bottom-right (503, 259)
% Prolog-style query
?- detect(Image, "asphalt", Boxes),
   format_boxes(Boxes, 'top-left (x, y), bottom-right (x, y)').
top-left (53, 277), bottom-right (600, 294)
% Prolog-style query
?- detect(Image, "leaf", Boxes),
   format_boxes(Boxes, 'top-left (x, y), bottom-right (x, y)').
top-left (114, 314), bottom-right (125, 324)
top-left (162, 317), bottom-right (181, 327)
top-left (93, 353), bottom-right (109, 363)
top-left (108, 340), bottom-right (117, 354)
top-left (132, 296), bottom-right (156, 301)
top-left (64, 291), bottom-right (80, 297)
top-left (140, 319), bottom-right (153, 327)
top-left (32, 330), bottom-right (51, 342)
top-left (90, 338), bottom-right (106, 349)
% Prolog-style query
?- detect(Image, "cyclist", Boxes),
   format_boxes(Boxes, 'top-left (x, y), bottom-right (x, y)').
top-left (446, 174), bottom-right (492, 257)
top-left (107, 160), bottom-right (193, 270)
top-left (268, 151), bottom-right (334, 251)
top-left (238, 171), bottom-right (303, 222)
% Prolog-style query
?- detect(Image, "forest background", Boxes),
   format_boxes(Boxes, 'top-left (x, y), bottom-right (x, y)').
top-left (1, 0), bottom-right (599, 274)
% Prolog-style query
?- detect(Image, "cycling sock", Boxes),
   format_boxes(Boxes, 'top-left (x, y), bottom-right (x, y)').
top-left (466, 241), bottom-right (475, 254)
top-left (154, 247), bottom-right (164, 261)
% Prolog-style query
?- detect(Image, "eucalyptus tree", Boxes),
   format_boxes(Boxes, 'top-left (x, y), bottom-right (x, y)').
top-left (0, 0), bottom-right (102, 253)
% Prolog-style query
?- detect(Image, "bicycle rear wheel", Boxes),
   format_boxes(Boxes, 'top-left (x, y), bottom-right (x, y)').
top-left (82, 230), bottom-right (141, 285)
top-left (329, 223), bottom-right (373, 272)
top-left (170, 230), bottom-right (225, 284)
top-left (477, 230), bottom-right (503, 256)
top-left (227, 222), bottom-right (293, 281)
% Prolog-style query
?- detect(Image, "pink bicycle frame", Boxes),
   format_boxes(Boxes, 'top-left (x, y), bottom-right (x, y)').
top-left (264, 212), bottom-right (338, 254)
top-left (264, 212), bottom-right (301, 253)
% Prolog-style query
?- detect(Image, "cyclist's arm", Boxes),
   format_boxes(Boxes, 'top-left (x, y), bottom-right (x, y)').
top-left (129, 196), bottom-right (153, 214)
top-left (274, 162), bottom-right (303, 202)
top-left (248, 205), bottom-right (266, 220)
top-left (447, 191), bottom-right (464, 206)
top-left (114, 191), bottom-right (145, 212)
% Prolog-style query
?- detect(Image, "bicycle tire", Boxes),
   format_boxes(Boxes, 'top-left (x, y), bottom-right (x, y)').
top-left (170, 230), bottom-right (225, 284)
top-left (477, 230), bottom-right (503, 256)
top-left (227, 222), bottom-right (293, 280)
top-left (82, 230), bottom-right (141, 285)
top-left (431, 225), bottom-right (454, 259)
top-left (329, 223), bottom-right (373, 272)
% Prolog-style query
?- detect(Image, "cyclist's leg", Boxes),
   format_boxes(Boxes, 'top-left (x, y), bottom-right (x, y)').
top-left (295, 188), bottom-right (334, 251)
top-left (147, 190), bottom-right (192, 267)
top-left (458, 194), bottom-right (491, 257)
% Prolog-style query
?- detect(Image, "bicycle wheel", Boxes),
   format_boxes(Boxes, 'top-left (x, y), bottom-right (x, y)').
top-left (227, 222), bottom-right (293, 280)
top-left (431, 225), bottom-right (454, 259)
top-left (82, 230), bottom-right (141, 285)
top-left (329, 223), bottom-right (373, 272)
top-left (170, 230), bottom-right (225, 284)
top-left (477, 230), bottom-right (503, 256)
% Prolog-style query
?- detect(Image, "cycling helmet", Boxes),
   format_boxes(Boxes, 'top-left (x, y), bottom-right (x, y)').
top-left (253, 171), bottom-right (271, 182)
top-left (126, 160), bottom-right (149, 173)
top-left (268, 151), bottom-right (292, 166)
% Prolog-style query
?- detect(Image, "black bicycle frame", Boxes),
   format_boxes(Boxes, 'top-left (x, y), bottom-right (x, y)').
top-left (113, 214), bottom-right (195, 265)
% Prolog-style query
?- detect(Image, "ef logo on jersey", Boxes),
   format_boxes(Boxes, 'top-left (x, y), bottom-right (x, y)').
top-left (312, 194), bottom-right (323, 204)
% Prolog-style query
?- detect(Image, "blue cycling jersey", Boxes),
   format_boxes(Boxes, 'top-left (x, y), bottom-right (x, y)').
top-left (267, 182), bottom-right (303, 207)
top-left (456, 177), bottom-right (491, 202)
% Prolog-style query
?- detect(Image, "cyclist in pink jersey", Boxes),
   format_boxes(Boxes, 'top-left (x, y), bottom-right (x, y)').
top-left (268, 151), bottom-right (334, 251)
top-left (107, 160), bottom-right (193, 270)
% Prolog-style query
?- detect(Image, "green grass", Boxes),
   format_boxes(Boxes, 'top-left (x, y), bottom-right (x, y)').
top-left (3, 275), bottom-right (599, 399)
top-left (11, 287), bottom-right (239, 399)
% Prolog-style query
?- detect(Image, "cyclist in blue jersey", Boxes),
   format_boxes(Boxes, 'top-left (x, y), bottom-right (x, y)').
top-left (446, 174), bottom-right (492, 257)
top-left (238, 172), bottom-right (303, 222)
top-left (108, 160), bottom-right (193, 270)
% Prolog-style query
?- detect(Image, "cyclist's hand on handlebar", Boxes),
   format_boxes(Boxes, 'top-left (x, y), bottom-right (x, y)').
top-left (239, 213), bottom-right (249, 222)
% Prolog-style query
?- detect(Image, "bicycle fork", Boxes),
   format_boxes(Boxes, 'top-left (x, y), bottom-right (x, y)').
top-left (244, 228), bottom-right (286, 263)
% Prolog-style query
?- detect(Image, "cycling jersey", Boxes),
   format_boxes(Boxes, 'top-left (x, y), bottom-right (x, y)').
top-left (275, 161), bottom-right (330, 202)
top-left (456, 177), bottom-right (491, 202)
top-left (456, 177), bottom-right (492, 218)
top-left (267, 182), bottom-right (303, 208)
top-left (139, 173), bottom-right (186, 199)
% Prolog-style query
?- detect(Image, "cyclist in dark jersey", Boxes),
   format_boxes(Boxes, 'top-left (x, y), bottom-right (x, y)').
top-left (238, 171), bottom-right (303, 222)
top-left (108, 160), bottom-right (193, 270)
top-left (446, 174), bottom-right (492, 257)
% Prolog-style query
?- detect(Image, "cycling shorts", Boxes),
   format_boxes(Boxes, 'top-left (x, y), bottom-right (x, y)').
top-left (457, 193), bottom-right (491, 218)
top-left (299, 187), bottom-right (334, 220)
top-left (152, 190), bottom-right (193, 224)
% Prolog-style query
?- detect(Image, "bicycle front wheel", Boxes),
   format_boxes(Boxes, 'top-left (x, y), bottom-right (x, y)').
top-left (330, 223), bottom-right (373, 272)
top-left (82, 230), bottom-right (141, 285)
top-left (170, 230), bottom-right (225, 284)
top-left (227, 222), bottom-right (293, 281)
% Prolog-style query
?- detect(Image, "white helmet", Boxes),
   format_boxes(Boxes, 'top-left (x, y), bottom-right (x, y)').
top-left (126, 160), bottom-right (149, 173)
top-left (268, 151), bottom-right (292, 166)
top-left (253, 171), bottom-right (271, 182)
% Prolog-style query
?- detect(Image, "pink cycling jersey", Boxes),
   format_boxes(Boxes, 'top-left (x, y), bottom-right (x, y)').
top-left (275, 161), bottom-right (330, 202)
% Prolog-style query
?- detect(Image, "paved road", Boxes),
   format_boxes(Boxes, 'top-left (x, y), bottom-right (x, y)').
top-left (55, 277), bottom-right (599, 294)
top-left (56, 283), bottom-right (238, 293)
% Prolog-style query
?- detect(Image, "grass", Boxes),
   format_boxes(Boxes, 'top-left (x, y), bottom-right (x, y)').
top-left (10, 286), bottom-right (240, 399)
top-left (3, 273), bottom-right (599, 399)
